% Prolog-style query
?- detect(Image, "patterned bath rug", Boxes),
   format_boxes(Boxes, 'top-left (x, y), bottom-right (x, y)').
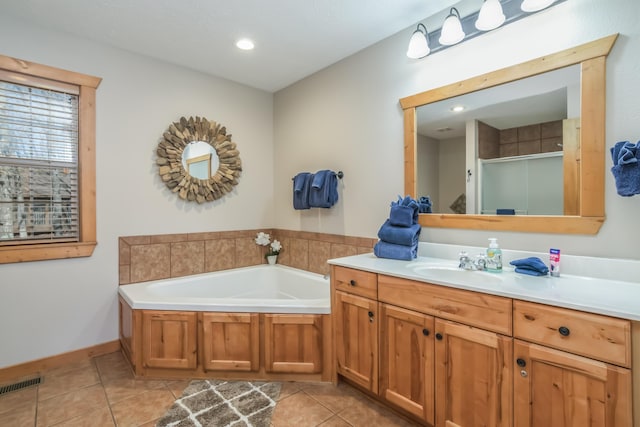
top-left (156, 380), bottom-right (281, 427)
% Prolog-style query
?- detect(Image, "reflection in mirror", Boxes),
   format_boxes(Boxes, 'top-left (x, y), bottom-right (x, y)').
top-left (182, 141), bottom-right (219, 180)
top-left (416, 65), bottom-right (580, 215)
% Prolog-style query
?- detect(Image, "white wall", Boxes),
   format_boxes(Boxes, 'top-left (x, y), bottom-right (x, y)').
top-left (0, 16), bottom-right (274, 367)
top-left (274, 0), bottom-right (640, 261)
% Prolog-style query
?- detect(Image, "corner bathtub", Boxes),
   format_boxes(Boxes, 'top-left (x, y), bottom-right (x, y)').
top-left (118, 264), bottom-right (330, 314)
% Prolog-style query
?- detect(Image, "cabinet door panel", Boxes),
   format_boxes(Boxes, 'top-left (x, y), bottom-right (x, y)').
top-left (142, 311), bottom-right (197, 369)
top-left (435, 319), bottom-right (512, 427)
top-left (201, 312), bottom-right (259, 372)
top-left (335, 291), bottom-right (378, 393)
top-left (513, 340), bottom-right (632, 427)
top-left (380, 303), bottom-right (434, 424)
top-left (265, 314), bottom-right (323, 373)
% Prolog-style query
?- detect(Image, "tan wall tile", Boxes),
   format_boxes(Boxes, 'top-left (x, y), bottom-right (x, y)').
top-left (289, 238), bottom-right (310, 270)
top-left (331, 244), bottom-right (357, 260)
top-left (118, 239), bottom-right (130, 266)
top-left (499, 143), bottom-right (518, 157)
top-left (541, 120), bottom-right (562, 138)
top-left (119, 265), bottom-right (131, 285)
top-left (171, 241), bottom-right (204, 277)
top-left (150, 234), bottom-right (189, 243)
top-left (235, 237), bottom-right (262, 267)
top-left (205, 239), bottom-right (236, 272)
top-left (309, 241), bottom-right (331, 275)
top-left (518, 140), bottom-right (541, 155)
top-left (518, 124), bottom-right (540, 142)
top-left (500, 128), bottom-right (518, 144)
top-left (121, 236), bottom-right (150, 245)
top-left (541, 136), bottom-right (563, 152)
top-left (130, 244), bottom-right (170, 283)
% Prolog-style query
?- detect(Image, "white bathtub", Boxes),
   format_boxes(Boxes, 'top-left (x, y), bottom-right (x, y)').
top-left (118, 265), bottom-right (330, 314)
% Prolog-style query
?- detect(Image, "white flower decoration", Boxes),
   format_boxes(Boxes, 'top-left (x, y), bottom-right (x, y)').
top-left (255, 232), bottom-right (271, 246)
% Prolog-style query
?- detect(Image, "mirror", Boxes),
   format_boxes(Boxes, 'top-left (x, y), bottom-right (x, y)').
top-left (156, 116), bottom-right (242, 203)
top-left (416, 65), bottom-right (580, 216)
top-left (400, 34), bottom-right (618, 234)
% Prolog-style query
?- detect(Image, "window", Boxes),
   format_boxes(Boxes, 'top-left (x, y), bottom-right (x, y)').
top-left (0, 55), bottom-right (100, 263)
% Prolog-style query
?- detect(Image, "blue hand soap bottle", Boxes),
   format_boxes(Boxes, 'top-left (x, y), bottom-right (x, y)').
top-left (486, 238), bottom-right (502, 273)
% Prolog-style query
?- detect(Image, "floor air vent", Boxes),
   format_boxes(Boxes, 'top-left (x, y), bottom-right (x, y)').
top-left (0, 376), bottom-right (42, 395)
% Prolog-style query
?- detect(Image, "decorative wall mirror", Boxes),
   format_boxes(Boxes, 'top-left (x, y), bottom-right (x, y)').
top-left (400, 34), bottom-right (618, 234)
top-left (156, 116), bottom-right (241, 203)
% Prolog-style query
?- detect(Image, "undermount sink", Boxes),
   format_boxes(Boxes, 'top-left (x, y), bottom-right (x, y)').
top-left (410, 264), bottom-right (506, 285)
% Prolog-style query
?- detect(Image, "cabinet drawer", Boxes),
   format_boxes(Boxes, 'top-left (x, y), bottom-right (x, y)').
top-left (333, 266), bottom-right (377, 299)
top-left (378, 274), bottom-right (512, 335)
top-left (513, 300), bottom-right (631, 367)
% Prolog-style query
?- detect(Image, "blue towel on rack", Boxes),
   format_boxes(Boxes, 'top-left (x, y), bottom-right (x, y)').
top-left (292, 172), bottom-right (313, 209)
top-left (377, 220), bottom-right (421, 246)
top-left (509, 257), bottom-right (549, 276)
top-left (389, 196), bottom-right (419, 226)
top-left (418, 196), bottom-right (432, 213)
top-left (374, 240), bottom-right (418, 261)
top-left (309, 170), bottom-right (339, 208)
top-left (610, 141), bottom-right (640, 197)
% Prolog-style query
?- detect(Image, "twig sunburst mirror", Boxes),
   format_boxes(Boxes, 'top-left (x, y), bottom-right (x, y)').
top-left (156, 116), bottom-right (242, 203)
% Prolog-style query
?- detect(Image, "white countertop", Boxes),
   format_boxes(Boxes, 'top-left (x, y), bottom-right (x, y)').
top-left (328, 253), bottom-right (640, 321)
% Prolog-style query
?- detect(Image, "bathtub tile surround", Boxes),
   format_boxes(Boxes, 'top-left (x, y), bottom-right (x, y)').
top-left (119, 229), bottom-right (376, 284)
top-left (156, 380), bottom-right (281, 427)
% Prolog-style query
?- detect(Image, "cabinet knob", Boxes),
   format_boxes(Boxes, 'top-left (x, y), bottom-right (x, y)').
top-left (558, 326), bottom-right (570, 336)
top-left (368, 311), bottom-right (374, 323)
top-left (516, 358), bottom-right (526, 368)
top-left (422, 328), bottom-right (430, 336)
top-left (349, 280), bottom-right (356, 286)
top-left (435, 333), bottom-right (443, 340)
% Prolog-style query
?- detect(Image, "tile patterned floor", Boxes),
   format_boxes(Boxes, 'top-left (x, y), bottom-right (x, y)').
top-left (0, 351), bottom-right (419, 426)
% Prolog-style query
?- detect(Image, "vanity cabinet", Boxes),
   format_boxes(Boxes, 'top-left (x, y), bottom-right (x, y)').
top-left (141, 310), bottom-right (197, 370)
top-left (201, 312), bottom-right (259, 372)
top-left (264, 314), bottom-right (324, 374)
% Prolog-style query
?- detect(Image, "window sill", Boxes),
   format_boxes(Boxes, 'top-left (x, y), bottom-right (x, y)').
top-left (0, 242), bottom-right (97, 264)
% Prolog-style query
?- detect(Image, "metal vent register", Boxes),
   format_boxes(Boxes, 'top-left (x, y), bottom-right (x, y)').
top-left (0, 376), bottom-right (42, 395)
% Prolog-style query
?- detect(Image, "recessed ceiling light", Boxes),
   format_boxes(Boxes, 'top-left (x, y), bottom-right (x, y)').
top-left (236, 38), bottom-right (255, 50)
top-left (450, 105), bottom-right (465, 112)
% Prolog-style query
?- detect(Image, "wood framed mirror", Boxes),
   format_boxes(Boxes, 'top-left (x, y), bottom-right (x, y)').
top-left (400, 34), bottom-right (618, 234)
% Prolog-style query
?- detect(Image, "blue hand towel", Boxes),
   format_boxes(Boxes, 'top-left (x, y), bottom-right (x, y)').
top-left (496, 208), bottom-right (515, 215)
top-left (389, 196), bottom-right (419, 226)
top-left (374, 240), bottom-right (418, 261)
top-left (509, 257), bottom-right (549, 276)
top-left (377, 220), bottom-right (421, 246)
top-left (309, 170), bottom-right (339, 208)
top-left (610, 141), bottom-right (640, 197)
top-left (418, 196), bottom-right (432, 213)
top-left (292, 172), bottom-right (312, 210)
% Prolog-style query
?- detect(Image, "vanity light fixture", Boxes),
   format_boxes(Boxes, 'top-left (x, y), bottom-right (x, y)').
top-left (450, 105), bottom-right (465, 112)
top-left (236, 38), bottom-right (255, 50)
top-left (475, 0), bottom-right (506, 31)
top-left (521, 0), bottom-right (557, 12)
top-left (407, 23), bottom-right (431, 59)
top-left (439, 8), bottom-right (465, 46)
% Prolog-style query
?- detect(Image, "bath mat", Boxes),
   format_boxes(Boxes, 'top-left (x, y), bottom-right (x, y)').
top-left (156, 380), bottom-right (281, 427)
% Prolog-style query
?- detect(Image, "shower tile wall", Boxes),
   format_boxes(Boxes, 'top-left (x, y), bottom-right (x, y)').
top-left (119, 229), bottom-right (376, 284)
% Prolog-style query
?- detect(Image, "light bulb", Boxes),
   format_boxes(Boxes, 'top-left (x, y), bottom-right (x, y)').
top-left (521, 0), bottom-right (557, 12)
top-left (475, 0), bottom-right (506, 31)
top-left (439, 8), bottom-right (465, 46)
top-left (407, 24), bottom-right (430, 59)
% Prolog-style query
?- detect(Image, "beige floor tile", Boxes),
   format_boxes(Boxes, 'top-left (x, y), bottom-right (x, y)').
top-left (0, 400), bottom-right (36, 427)
top-left (37, 383), bottom-right (108, 426)
top-left (110, 388), bottom-right (175, 427)
top-left (51, 405), bottom-right (115, 427)
top-left (337, 396), bottom-right (419, 427)
top-left (271, 391), bottom-right (333, 427)
top-left (102, 377), bottom-right (167, 405)
top-left (0, 386), bottom-right (37, 415)
top-left (94, 352), bottom-right (134, 383)
top-left (38, 364), bottom-right (101, 401)
top-left (317, 415), bottom-right (353, 426)
top-left (163, 379), bottom-right (191, 399)
top-left (303, 382), bottom-right (366, 414)
top-left (277, 381), bottom-right (305, 401)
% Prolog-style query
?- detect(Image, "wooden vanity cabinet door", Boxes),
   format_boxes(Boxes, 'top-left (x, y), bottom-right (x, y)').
top-left (380, 303), bottom-right (434, 424)
top-left (513, 339), bottom-right (632, 427)
top-left (334, 290), bottom-right (379, 393)
top-left (201, 312), bottom-right (259, 372)
top-left (264, 314), bottom-right (323, 374)
top-left (434, 318), bottom-right (512, 427)
top-left (141, 310), bottom-right (197, 370)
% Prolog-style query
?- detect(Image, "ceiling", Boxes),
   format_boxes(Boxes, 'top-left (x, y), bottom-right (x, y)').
top-left (2, 0), bottom-right (461, 92)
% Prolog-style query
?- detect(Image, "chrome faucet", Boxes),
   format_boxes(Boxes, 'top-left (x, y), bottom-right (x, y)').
top-left (458, 251), bottom-right (487, 271)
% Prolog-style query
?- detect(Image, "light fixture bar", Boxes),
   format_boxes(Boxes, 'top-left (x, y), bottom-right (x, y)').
top-left (411, 0), bottom-right (567, 58)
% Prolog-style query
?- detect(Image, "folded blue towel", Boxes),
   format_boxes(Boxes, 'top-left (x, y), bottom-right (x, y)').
top-left (374, 240), bottom-right (417, 261)
top-left (610, 141), bottom-right (640, 197)
top-left (309, 169), bottom-right (339, 208)
top-left (418, 196), bottom-right (432, 213)
top-left (292, 172), bottom-right (312, 209)
top-left (496, 208), bottom-right (515, 215)
top-left (389, 196), bottom-right (419, 226)
top-left (510, 257), bottom-right (549, 276)
top-left (377, 219), bottom-right (421, 246)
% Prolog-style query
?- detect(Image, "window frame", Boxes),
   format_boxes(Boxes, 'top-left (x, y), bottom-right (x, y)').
top-left (0, 54), bottom-right (101, 263)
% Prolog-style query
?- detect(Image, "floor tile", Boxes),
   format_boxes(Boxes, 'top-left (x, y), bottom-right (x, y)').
top-left (37, 383), bottom-right (108, 426)
top-left (0, 386), bottom-right (37, 415)
top-left (51, 405), bottom-right (115, 427)
top-left (271, 391), bottom-right (333, 427)
top-left (163, 379), bottom-right (191, 399)
top-left (94, 352), bottom-right (134, 383)
top-left (303, 382), bottom-right (365, 414)
top-left (277, 381), bottom-right (305, 401)
top-left (102, 377), bottom-right (167, 405)
top-left (110, 388), bottom-right (175, 427)
top-left (337, 396), bottom-right (419, 427)
top-left (38, 364), bottom-right (101, 401)
top-left (0, 401), bottom-right (36, 427)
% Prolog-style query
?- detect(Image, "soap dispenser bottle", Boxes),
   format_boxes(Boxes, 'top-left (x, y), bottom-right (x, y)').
top-left (486, 238), bottom-right (502, 273)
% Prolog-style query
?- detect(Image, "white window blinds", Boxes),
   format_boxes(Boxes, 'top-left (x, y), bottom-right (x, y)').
top-left (0, 80), bottom-right (79, 244)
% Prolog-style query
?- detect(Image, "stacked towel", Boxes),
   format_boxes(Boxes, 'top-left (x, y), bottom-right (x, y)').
top-left (293, 172), bottom-right (313, 209)
top-left (309, 170), bottom-right (339, 208)
top-left (509, 257), bottom-right (549, 276)
top-left (374, 196), bottom-right (420, 261)
top-left (610, 140), bottom-right (640, 196)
